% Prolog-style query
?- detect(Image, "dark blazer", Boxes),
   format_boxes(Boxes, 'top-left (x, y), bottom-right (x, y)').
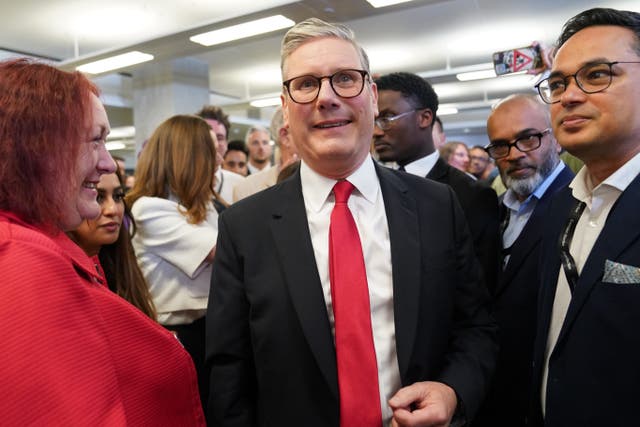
top-left (473, 165), bottom-right (573, 427)
top-left (427, 158), bottom-right (500, 293)
top-left (529, 172), bottom-right (640, 427)
top-left (206, 162), bottom-right (498, 427)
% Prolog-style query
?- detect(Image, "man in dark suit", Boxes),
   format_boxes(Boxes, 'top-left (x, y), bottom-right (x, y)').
top-left (529, 8), bottom-right (640, 426)
top-left (206, 18), bottom-right (497, 427)
top-left (472, 94), bottom-right (573, 427)
top-left (373, 72), bottom-right (500, 293)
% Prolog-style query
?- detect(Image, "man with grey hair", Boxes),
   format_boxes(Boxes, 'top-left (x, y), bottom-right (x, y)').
top-left (207, 17), bottom-right (496, 427)
top-left (245, 125), bottom-right (272, 174)
top-left (232, 107), bottom-right (298, 201)
top-left (473, 94), bottom-right (573, 427)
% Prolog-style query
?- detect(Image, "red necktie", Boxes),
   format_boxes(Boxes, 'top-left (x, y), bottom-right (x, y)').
top-left (329, 180), bottom-right (382, 427)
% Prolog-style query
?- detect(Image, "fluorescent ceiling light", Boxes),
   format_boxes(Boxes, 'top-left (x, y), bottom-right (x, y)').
top-left (106, 141), bottom-right (127, 151)
top-left (77, 51), bottom-right (154, 74)
top-left (438, 106), bottom-right (459, 116)
top-left (190, 15), bottom-right (294, 47)
top-left (366, 0), bottom-right (415, 7)
top-left (456, 69), bottom-right (496, 81)
top-left (108, 126), bottom-right (136, 139)
top-left (250, 97), bottom-right (281, 108)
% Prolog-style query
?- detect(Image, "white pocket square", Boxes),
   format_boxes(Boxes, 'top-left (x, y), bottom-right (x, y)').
top-left (603, 259), bottom-right (640, 284)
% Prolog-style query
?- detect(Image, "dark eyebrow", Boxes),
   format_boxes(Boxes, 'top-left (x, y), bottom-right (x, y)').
top-left (489, 128), bottom-right (541, 145)
top-left (549, 57), bottom-right (612, 78)
top-left (514, 128), bottom-right (543, 138)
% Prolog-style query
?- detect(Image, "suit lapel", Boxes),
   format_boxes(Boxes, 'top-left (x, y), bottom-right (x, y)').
top-left (532, 188), bottom-right (573, 381)
top-left (499, 167), bottom-right (574, 295)
top-left (556, 172), bottom-right (640, 346)
top-left (426, 157), bottom-right (449, 181)
top-left (268, 172), bottom-right (339, 398)
top-left (376, 165), bottom-right (421, 380)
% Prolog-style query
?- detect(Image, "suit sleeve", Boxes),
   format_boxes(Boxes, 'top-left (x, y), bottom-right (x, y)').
top-left (437, 186), bottom-right (499, 420)
top-left (206, 213), bottom-right (257, 426)
top-left (471, 185), bottom-right (500, 295)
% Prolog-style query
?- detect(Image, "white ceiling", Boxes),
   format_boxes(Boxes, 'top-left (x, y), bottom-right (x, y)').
top-left (2, 0), bottom-right (639, 149)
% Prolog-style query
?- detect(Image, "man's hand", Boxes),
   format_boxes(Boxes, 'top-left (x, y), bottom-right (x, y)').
top-left (526, 41), bottom-right (554, 75)
top-left (388, 381), bottom-right (458, 427)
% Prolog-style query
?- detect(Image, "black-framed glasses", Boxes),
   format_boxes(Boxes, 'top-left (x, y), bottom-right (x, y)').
top-left (282, 69), bottom-right (369, 104)
top-left (485, 128), bottom-right (551, 159)
top-left (536, 61), bottom-right (640, 104)
top-left (374, 108), bottom-right (426, 131)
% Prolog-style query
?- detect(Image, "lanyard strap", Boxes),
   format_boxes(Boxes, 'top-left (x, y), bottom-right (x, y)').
top-left (558, 199), bottom-right (587, 293)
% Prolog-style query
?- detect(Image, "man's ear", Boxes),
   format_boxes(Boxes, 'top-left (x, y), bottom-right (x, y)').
top-left (417, 108), bottom-right (434, 130)
top-left (281, 93), bottom-right (288, 126)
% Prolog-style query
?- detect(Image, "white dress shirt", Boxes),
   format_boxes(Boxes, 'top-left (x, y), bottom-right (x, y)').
top-left (247, 162), bottom-right (271, 175)
top-left (401, 150), bottom-right (439, 177)
top-left (542, 151), bottom-right (640, 413)
top-left (300, 157), bottom-right (400, 425)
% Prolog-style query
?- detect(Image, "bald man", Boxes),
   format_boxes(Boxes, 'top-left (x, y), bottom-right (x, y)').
top-left (473, 94), bottom-right (573, 427)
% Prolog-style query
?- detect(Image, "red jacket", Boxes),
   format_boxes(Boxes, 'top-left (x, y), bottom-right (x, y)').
top-left (0, 211), bottom-right (205, 426)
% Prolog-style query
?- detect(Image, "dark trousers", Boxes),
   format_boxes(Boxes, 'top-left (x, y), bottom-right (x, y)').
top-left (164, 316), bottom-right (207, 415)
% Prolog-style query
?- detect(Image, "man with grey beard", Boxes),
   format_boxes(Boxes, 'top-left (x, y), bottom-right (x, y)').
top-left (472, 94), bottom-right (574, 427)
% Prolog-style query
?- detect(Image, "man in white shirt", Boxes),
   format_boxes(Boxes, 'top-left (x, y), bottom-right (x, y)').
top-left (206, 17), bottom-right (497, 427)
top-left (373, 71), bottom-right (499, 298)
top-left (473, 94), bottom-right (573, 427)
top-left (233, 107), bottom-right (298, 202)
top-left (530, 7), bottom-right (640, 427)
top-left (245, 126), bottom-right (273, 175)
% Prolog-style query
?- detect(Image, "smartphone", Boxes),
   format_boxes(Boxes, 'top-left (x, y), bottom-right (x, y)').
top-left (492, 45), bottom-right (543, 75)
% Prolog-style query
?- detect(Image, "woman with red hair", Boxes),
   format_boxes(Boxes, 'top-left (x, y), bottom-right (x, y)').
top-left (0, 59), bottom-right (205, 425)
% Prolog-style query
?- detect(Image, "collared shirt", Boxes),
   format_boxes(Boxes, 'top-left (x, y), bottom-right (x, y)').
top-left (247, 162), bottom-right (271, 175)
top-left (502, 162), bottom-right (566, 267)
top-left (542, 150), bottom-right (640, 414)
top-left (401, 150), bottom-right (439, 177)
top-left (300, 156), bottom-right (399, 425)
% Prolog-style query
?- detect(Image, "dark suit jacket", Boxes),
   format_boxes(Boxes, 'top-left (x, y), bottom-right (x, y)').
top-left (206, 162), bottom-right (498, 427)
top-left (472, 166), bottom-right (573, 427)
top-left (529, 172), bottom-right (640, 427)
top-left (427, 158), bottom-right (500, 293)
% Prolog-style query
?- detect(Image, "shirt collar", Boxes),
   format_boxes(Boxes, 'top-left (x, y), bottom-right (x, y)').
top-left (403, 151), bottom-right (439, 177)
top-left (503, 161), bottom-right (566, 213)
top-left (571, 150), bottom-right (640, 202)
top-left (300, 155), bottom-right (380, 213)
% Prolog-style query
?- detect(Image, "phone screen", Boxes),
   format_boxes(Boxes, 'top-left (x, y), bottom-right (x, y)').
top-left (493, 46), bottom-right (542, 75)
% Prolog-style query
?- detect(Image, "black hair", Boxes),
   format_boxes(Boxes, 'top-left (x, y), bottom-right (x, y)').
top-left (558, 8), bottom-right (640, 55)
top-left (375, 72), bottom-right (439, 121)
top-left (225, 140), bottom-right (249, 157)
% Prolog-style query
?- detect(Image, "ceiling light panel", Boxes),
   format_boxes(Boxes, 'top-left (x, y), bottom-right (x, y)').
top-left (456, 69), bottom-right (496, 81)
top-left (76, 51), bottom-right (154, 74)
top-left (366, 0), bottom-right (416, 7)
top-left (190, 15), bottom-right (294, 47)
top-left (250, 97), bottom-right (281, 108)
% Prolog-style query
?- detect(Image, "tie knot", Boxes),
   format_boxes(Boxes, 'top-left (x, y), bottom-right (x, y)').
top-left (333, 180), bottom-right (355, 204)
